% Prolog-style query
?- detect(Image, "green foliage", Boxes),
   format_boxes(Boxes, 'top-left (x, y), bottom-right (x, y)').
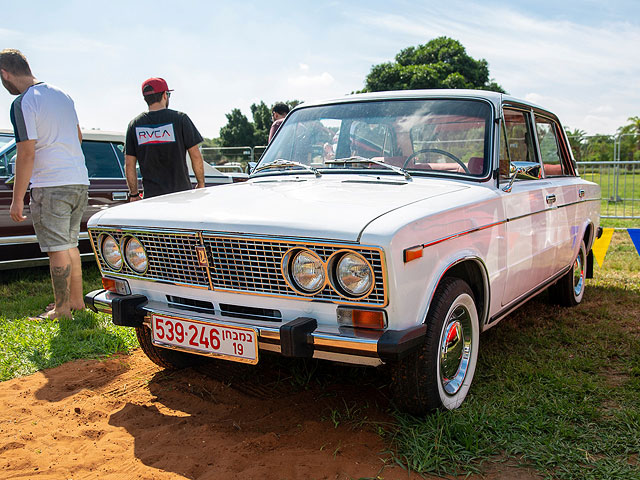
top-left (251, 101), bottom-right (271, 146)
top-left (218, 100), bottom-right (302, 147)
top-left (361, 37), bottom-right (505, 93)
top-left (218, 108), bottom-right (255, 147)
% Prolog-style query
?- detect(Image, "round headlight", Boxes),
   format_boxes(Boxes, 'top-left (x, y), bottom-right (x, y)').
top-left (291, 250), bottom-right (325, 293)
top-left (336, 253), bottom-right (373, 297)
top-left (101, 234), bottom-right (122, 270)
top-left (124, 236), bottom-right (148, 273)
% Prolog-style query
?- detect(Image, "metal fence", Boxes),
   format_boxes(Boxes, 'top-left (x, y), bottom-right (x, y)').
top-left (201, 145), bottom-right (268, 173)
top-left (571, 133), bottom-right (639, 219)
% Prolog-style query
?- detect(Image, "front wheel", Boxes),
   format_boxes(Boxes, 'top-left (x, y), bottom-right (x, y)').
top-left (392, 277), bottom-right (480, 414)
top-left (548, 240), bottom-right (587, 307)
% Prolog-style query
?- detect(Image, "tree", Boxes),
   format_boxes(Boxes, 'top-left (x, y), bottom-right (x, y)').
top-left (617, 116), bottom-right (640, 161)
top-left (219, 109), bottom-right (255, 147)
top-left (361, 37), bottom-right (505, 93)
top-left (251, 102), bottom-right (271, 146)
top-left (565, 127), bottom-right (587, 162)
top-left (219, 100), bottom-right (303, 147)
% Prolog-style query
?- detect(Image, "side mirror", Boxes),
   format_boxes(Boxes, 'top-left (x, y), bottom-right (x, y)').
top-left (247, 161), bottom-right (257, 174)
top-left (502, 161), bottom-right (541, 192)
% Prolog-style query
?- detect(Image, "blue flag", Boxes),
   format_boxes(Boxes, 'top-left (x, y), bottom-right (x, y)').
top-left (629, 229), bottom-right (640, 257)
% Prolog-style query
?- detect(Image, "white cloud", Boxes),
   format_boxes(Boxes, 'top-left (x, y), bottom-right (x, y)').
top-left (288, 72), bottom-right (335, 88)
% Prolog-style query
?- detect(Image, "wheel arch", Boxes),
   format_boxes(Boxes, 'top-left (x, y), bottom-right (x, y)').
top-left (427, 257), bottom-right (490, 327)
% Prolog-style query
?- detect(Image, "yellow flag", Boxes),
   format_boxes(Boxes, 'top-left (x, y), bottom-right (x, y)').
top-left (592, 228), bottom-right (614, 267)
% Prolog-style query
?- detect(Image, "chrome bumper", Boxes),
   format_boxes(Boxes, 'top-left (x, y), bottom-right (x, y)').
top-left (85, 289), bottom-right (426, 366)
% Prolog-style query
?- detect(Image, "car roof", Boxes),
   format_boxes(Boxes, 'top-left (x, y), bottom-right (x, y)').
top-left (292, 89), bottom-right (554, 118)
top-left (81, 130), bottom-right (125, 142)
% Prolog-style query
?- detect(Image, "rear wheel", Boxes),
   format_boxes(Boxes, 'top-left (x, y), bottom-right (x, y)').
top-left (392, 277), bottom-right (480, 414)
top-left (136, 326), bottom-right (204, 369)
top-left (549, 240), bottom-right (587, 307)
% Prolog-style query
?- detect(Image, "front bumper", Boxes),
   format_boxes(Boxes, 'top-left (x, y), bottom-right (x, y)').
top-left (85, 289), bottom-right (426, 366)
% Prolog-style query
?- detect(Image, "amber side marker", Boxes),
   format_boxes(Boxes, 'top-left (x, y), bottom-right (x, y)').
top-left (102, 277), bottom-right (117, 292)
top-left (403, 245), bottom-right (424, 263)
top-left (352, 309), bottom-right (386, 329)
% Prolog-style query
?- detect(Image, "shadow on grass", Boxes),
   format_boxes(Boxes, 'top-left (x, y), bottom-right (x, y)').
top-left (30, 310), bottom-right (137, 401)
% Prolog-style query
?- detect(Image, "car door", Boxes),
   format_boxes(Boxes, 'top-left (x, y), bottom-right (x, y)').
top-left (532, 114), bottom-right (582, 272)
top-left (83, 139), bottom-right (132, 224)
top-left (499, 107), bottom-right (557, 306)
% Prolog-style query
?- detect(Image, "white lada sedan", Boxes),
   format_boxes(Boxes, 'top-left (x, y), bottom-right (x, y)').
top-left (85, 90), bottom-right (601, 414)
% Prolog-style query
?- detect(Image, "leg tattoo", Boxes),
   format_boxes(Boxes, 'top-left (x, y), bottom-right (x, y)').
top-left (51, 264), bottom-right (71, 308)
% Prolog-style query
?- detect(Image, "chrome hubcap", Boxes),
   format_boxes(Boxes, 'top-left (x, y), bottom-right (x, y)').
top-left (573, 250), bottom-right (584, 297)
top-left (439, 305), bottom-right (472, 395)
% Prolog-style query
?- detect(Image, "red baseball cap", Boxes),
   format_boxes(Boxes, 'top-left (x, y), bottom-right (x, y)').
top-left (141, 77), bottom-right (173, 96)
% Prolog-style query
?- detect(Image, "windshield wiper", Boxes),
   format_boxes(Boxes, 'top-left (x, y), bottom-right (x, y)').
top-left (325, 156), bottom-right (412, 181)
top-left (251, 159), bottom-right (322, 178)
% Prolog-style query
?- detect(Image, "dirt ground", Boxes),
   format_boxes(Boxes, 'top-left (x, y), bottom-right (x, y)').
top-left (0, 349), bottom-right (540, 480)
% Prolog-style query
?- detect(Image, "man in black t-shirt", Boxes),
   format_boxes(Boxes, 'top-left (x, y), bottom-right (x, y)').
top-left (125, 77), bottom-right (205, 200)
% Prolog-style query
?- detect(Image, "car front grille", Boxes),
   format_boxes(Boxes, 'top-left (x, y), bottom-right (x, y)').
top-left (90, 229), bottom-right (209, 288)
top-left (90, 228), bottom-right (387, 306)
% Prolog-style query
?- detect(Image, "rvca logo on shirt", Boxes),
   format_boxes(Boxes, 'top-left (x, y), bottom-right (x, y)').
top-left (136, 124), bottom-right (176, 145)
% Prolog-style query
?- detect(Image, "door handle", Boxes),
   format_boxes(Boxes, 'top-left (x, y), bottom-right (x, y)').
top-left (112, 191), bottom-right (128, 201)
top-left (546, 194), bottom-right (556, 205)
top-left (578, 189), bottom-right (585, 198)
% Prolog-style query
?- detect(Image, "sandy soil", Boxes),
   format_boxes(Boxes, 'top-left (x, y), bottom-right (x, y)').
top-left (0, 350), bottom-right (540, 480)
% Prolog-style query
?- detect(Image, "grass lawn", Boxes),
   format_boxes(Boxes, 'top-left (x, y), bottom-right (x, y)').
top-left (0, 262), bottom-right (138, 380)
top-left (385, 230), bottom-right (640, 479)
top-left (1, 232), bottom-right (639, 479)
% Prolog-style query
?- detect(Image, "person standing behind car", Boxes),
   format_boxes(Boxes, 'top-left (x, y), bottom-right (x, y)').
top-left (268, 102), bottom-right (290, 143)
top-left (0, 48), bottom-right (89, 320)
top-left (125, 77), bottom-right (205, 201)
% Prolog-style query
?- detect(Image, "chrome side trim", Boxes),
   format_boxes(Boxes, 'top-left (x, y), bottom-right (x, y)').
top-left (0, 231), bottom-right (89, 246)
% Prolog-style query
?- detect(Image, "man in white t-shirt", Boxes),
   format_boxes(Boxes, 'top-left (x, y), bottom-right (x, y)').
top-left (0, 49), bottom-right (89, 320)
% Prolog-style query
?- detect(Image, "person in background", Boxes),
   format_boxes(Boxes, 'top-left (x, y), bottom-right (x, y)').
top-left (268, 102), bottom-right (290, 143)
top-left (125, 77), bottom-right (205, 200)
top-left (0, 48), bottom-right (89, 320)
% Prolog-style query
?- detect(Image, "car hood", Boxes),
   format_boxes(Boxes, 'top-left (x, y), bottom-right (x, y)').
top-left (89, 175), bottom-right (469, 242)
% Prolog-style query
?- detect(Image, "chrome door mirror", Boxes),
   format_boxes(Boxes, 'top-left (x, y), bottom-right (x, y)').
top-left (247, 161), bottom-right (257, 174)
top-left (502, 161), bottom-right (541, 192)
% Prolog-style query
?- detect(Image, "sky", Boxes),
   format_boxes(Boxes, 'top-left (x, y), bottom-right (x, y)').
top-left (1, 0), bottom-right (639, 138)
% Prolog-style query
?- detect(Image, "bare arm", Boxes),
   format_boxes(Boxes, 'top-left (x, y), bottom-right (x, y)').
top-left (187, 144), bottom-right (205, 188)
top-left (10, 140), bottom-right (36, 222)
top-left (77, 125), bottom-right (82, 143)
top-left (124, 154), bottom-right (141, 201)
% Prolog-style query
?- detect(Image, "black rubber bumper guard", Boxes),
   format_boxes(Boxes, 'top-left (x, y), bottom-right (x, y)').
top-left (85, 290), bottom-right (427, 362)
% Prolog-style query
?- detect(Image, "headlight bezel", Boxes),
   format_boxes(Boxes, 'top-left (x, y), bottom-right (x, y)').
top-left (329, 250), bottom-right (375, 299)
top-left (282, 248), bottom-right (327, 295)
top-left (122, 235), bottom-right (148, 274)
top-left (99, 233), bottom-right (123, 271)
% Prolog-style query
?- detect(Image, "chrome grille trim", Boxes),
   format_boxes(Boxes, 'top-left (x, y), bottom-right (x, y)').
top-left (89, 228), bottom-right (210, 288)
top-left (89, 228), bottom-right (387, 306)
top-left (203, 234), bottom-right (387, 306)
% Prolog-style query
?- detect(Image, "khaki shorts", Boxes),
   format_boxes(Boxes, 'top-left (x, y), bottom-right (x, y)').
top-left (30, 185), bottom-right (88, 253)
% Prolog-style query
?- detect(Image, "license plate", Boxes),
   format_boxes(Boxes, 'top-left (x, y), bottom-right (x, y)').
top-left (151, 314), bottom-right (258, 364)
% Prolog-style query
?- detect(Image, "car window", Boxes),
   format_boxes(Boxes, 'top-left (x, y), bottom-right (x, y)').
top-left (535, 116), bottom-right (566, 177)
top-left (351, 121), bottom-right (394, 158)
top-left (262, 99), bottom-right (491, 178)
top-left (500, 109), bottom-right (537, 181)
top-left (82, 140), bottom-right (124, 178)
top-left (0, 144), bottom-right (16, 178)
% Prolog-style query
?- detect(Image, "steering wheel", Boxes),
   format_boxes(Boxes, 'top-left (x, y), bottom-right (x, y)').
top-left (402, 148), bottom-right (469, 173)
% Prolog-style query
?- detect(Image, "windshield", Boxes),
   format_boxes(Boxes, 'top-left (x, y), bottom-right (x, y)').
top-left (259, 99), bottom-right (492, 178)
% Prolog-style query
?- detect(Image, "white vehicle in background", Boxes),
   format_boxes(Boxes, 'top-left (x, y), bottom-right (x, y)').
top-left (85, 90), bottom-right (600, 414)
